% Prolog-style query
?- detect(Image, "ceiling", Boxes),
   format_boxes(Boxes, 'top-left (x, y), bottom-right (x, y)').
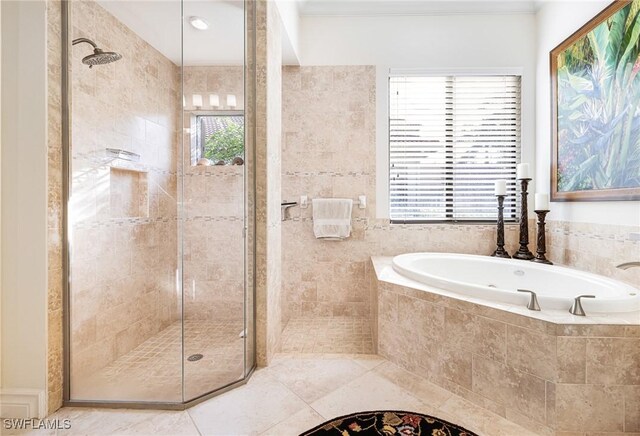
top-left (100, 0), bottom-right (246, 66)
top-left (98, 0), bottom-right (539, 66)
top-left (297, 0), bottom-right (539, 16)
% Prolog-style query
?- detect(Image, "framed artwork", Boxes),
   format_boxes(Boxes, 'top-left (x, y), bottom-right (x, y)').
top-left (551, 0), bottom-right (640, 201)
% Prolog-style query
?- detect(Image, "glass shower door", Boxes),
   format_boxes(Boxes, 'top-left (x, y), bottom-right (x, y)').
top-left (181, 0), bottom-right (249, 400)
top-left (65, 0), bottom-right (254, 406)
top-left (67, 0), bottom-right (183, 403)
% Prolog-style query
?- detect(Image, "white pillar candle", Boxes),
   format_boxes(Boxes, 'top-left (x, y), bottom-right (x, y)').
top-left (209, 93), bottom-right (219, 107)
top-left (227, 94), bottom-right (237, 108)
top-left (535, 193), bottom-right (550, 211)
top-left (192, 94), bottom-right (203, 108)
top-left (516, 163), bottom-right (530, 179)
top-left (494, 180), bottom-right (507, 196)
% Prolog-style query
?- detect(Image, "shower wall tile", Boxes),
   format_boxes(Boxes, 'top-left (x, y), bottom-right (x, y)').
top-left (68, 0), bottom-right (180, 379)
top-left (181, 132), bottom-right (245, 322)
top-left (184, 66), bottom-right (244, 111)
top-left (255, 0), bottom-right (283, 366)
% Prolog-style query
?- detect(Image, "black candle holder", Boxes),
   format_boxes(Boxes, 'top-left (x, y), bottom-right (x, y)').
top-left (491, 195), bottom-right (511, 258)
top-left (513, 178), bottom-right (535, 260)
top-left (533, 210), bottom-right (552, 264)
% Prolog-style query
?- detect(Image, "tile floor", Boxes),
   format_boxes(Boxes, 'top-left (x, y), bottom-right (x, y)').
top-left (14, 354), bottom-right (541, 435)
top-left (280, 317), bottom-right (374, 354)
top-left (72, 320), bottom-right (246, 402)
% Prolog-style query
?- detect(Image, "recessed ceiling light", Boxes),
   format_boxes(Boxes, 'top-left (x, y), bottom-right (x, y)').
top-left (189, 16), bottom-right (209, 31)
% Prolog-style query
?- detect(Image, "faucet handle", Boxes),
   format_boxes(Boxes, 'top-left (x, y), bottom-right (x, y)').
top-left (617, 261), bottom-right (640, 270)
top-left (517, 289), bottom-right (541, 311)
top-left (569, 295), bottom-right (596, 316)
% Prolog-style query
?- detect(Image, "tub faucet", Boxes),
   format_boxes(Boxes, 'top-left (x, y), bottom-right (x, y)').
top-left (569, 295), bottom-right (595, 316)
top-left (617, 261), bottom-right (640, 270)
top-left (517, 289), bottom-right (541, 311)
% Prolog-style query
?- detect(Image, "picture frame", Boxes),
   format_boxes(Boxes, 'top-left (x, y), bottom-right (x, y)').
top-left (550, 0), bottom-right (640, 201)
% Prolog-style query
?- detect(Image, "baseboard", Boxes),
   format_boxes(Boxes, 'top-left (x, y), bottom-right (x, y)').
top-left (0, 388), bottom-right (46, 418)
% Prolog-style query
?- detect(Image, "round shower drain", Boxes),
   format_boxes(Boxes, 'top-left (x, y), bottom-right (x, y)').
top-left (187, 354), bottom-right (203, 362)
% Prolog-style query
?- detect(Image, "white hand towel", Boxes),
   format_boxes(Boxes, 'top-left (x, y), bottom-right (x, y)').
top-left (312, 198), bottom-right (353, 239)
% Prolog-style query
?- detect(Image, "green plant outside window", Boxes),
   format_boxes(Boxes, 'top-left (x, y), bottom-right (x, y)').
top-left (198, 115), bottom-right (244, 164)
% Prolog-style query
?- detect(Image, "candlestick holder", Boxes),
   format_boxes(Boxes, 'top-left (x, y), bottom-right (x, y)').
top-left (491, 195), bottom-right (511, 258)
top-left (513, 178), bottom-right (535, 260)
top-left (533, 210), bottom-right (552, 264)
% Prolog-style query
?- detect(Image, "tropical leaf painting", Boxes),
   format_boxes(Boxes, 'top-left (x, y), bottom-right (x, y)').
top-left (554, 0), bottom-right (640, 198)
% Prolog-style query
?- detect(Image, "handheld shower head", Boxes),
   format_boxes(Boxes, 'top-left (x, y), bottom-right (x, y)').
top-left (72, 38), bottom-right (122, 68)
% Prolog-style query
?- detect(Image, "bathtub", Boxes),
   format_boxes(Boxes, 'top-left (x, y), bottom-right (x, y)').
top-left (392, 253), bottom-right (640, 314)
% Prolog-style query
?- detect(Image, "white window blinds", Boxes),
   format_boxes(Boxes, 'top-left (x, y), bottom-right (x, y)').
top-left (389, 74), bottom-right (521, 222)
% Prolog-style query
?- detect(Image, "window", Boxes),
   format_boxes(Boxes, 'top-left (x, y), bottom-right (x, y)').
top-left (389, 74), bottom-right (521, 222)
top-left (195, 113), bottom-right (244, 164)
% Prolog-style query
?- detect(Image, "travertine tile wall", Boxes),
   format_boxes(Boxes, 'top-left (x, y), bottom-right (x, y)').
top-left (255, 0), bottom-right (283, 366)
top-left (183, 66), bottom-right (244, 113)
top-left (281, 66), bottom-right (639, 325)
top-left (375, 277), bottom-right (640, 435)
top-left (182, 66), bottom-right (245, 321)
top-left (244, 0), bottom-right (257, 370)
top-left (281, 66), bottom-right (377, 322)
top-left (545, 220), bottom-right (640, 288)
top-left (46, 0), bottom-right (64, 414)
top-left (68, 0), bottom-right (180, 379)
top-left (281, 66), bottom-right (522, 323)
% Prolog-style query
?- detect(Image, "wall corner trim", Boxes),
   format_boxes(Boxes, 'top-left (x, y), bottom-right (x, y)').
top-left (0, 388), bottom-right (47, 419)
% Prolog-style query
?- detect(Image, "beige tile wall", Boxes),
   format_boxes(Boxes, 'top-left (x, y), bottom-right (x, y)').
top-left (281, 65), bottom-right (639, 326)
top-left (182, 66), bottom-right (245, 321)
top-left (244, 1), bottom-right (257, 370)
top-left (281, 66), bottom-right (377, 323)
top-left (545, 220), bottom-right (640, 287)
top-left (255, 0), bottom-right (283, 366)
top-left (183, 66), bottom-right (244, 112)
top-left (281, 66), bottom-right (524, 323)
top-left (68, 0), bottom-right (180, 379)
top-left (46, 0), bottom-right (64, 414)
top-left (375, 277), bottom-right (640, 435)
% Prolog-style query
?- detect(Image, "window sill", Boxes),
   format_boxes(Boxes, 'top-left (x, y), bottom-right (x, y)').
top-left (389, 220), bottom-right (520, 225)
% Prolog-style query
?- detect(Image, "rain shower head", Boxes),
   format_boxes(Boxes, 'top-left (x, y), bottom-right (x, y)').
top-left (72, 37), bottom-right (122, 68)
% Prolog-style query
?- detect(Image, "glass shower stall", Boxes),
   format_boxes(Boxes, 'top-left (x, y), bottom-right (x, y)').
top-left (62, 0), bottom-right (256, 406)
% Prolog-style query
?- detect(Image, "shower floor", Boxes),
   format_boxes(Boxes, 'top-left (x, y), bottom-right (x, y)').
top-left (72, 319), bottom-right (246, 403)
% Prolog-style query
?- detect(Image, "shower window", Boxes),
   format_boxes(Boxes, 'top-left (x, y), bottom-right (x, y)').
top-left (389, 73), bottom-right (521, 223)
top-left (196, 113), bottom-right (245, 164)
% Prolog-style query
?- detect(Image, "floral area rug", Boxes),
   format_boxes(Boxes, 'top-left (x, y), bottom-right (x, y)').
top-left (300, 410), bottom-right (478, 436)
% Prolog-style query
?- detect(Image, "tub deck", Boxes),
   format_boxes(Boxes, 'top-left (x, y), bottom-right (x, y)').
top-left (372, 256), bottom-right (640, 326)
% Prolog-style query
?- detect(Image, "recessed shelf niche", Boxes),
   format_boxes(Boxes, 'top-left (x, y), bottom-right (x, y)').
top-left (109, 167), bottom-right (149, 218)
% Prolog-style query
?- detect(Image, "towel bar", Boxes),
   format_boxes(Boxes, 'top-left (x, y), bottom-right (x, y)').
top-left (299, 195), bottom-right (366, 209)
